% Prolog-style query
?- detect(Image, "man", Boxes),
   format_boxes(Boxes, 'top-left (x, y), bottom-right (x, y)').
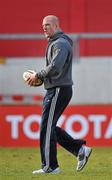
top-left (26, 15), bottom-right (92, 174)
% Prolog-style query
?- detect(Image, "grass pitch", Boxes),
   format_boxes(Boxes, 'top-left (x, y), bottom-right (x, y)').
top-left (0, 147), bottom-right (112, 180)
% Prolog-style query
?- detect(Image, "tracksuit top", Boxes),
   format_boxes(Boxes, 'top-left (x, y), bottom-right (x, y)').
top-left (38, 31), bottom-right (73, 89)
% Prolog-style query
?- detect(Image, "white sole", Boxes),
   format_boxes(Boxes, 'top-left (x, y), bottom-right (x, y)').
top-left (32, 167), bottom-right (61, 174)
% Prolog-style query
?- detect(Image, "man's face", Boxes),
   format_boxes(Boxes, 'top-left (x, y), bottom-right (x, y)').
top-left (42, 18), bottom-right (57, 38)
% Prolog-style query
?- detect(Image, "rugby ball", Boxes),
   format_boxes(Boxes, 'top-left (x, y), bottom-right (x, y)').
top-left (23, 70), bottom-right (43, 87)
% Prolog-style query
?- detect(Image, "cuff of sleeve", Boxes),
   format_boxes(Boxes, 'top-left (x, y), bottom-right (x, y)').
top-left (37, 72), bottom-right (44, 80)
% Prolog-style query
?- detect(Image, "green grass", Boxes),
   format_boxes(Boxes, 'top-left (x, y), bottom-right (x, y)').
top-left (0, 147), bottom-right (112, 180)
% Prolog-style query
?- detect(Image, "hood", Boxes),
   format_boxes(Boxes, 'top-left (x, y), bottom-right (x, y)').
top-left (49, 31), bottom-right (73, 46)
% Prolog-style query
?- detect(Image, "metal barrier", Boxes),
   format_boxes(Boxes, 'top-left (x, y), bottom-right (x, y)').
top-left (0, 33), bottom-right (112, 60)
top-left (0, 33), bottom-right (112, 39)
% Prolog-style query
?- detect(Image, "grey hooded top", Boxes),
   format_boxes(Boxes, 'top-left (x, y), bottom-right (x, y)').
top-left (38, 31), bottom-right (73, 89)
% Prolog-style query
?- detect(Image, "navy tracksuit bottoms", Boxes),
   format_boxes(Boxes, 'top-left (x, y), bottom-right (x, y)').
top-left (40, 86), bottom-right (86, 171)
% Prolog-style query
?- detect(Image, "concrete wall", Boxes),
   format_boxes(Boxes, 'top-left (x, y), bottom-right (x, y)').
top-left (0, 57), bottom-right (112, 104)
top-left (73, 57), bottom-right (112, 104)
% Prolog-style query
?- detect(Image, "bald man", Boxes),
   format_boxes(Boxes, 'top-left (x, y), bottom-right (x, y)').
top-left (27, 15), bottom-right (92, 174)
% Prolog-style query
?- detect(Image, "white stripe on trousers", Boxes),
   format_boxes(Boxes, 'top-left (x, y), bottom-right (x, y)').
top-left (44, 87), bottom-right (60, 171)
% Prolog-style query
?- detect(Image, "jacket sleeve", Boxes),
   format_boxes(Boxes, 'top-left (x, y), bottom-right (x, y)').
top-left (38, 42), bottom-right (69, 79)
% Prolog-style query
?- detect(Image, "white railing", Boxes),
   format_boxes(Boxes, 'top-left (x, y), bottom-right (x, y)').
top-left (0, 33), bottom-right (112, 40)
